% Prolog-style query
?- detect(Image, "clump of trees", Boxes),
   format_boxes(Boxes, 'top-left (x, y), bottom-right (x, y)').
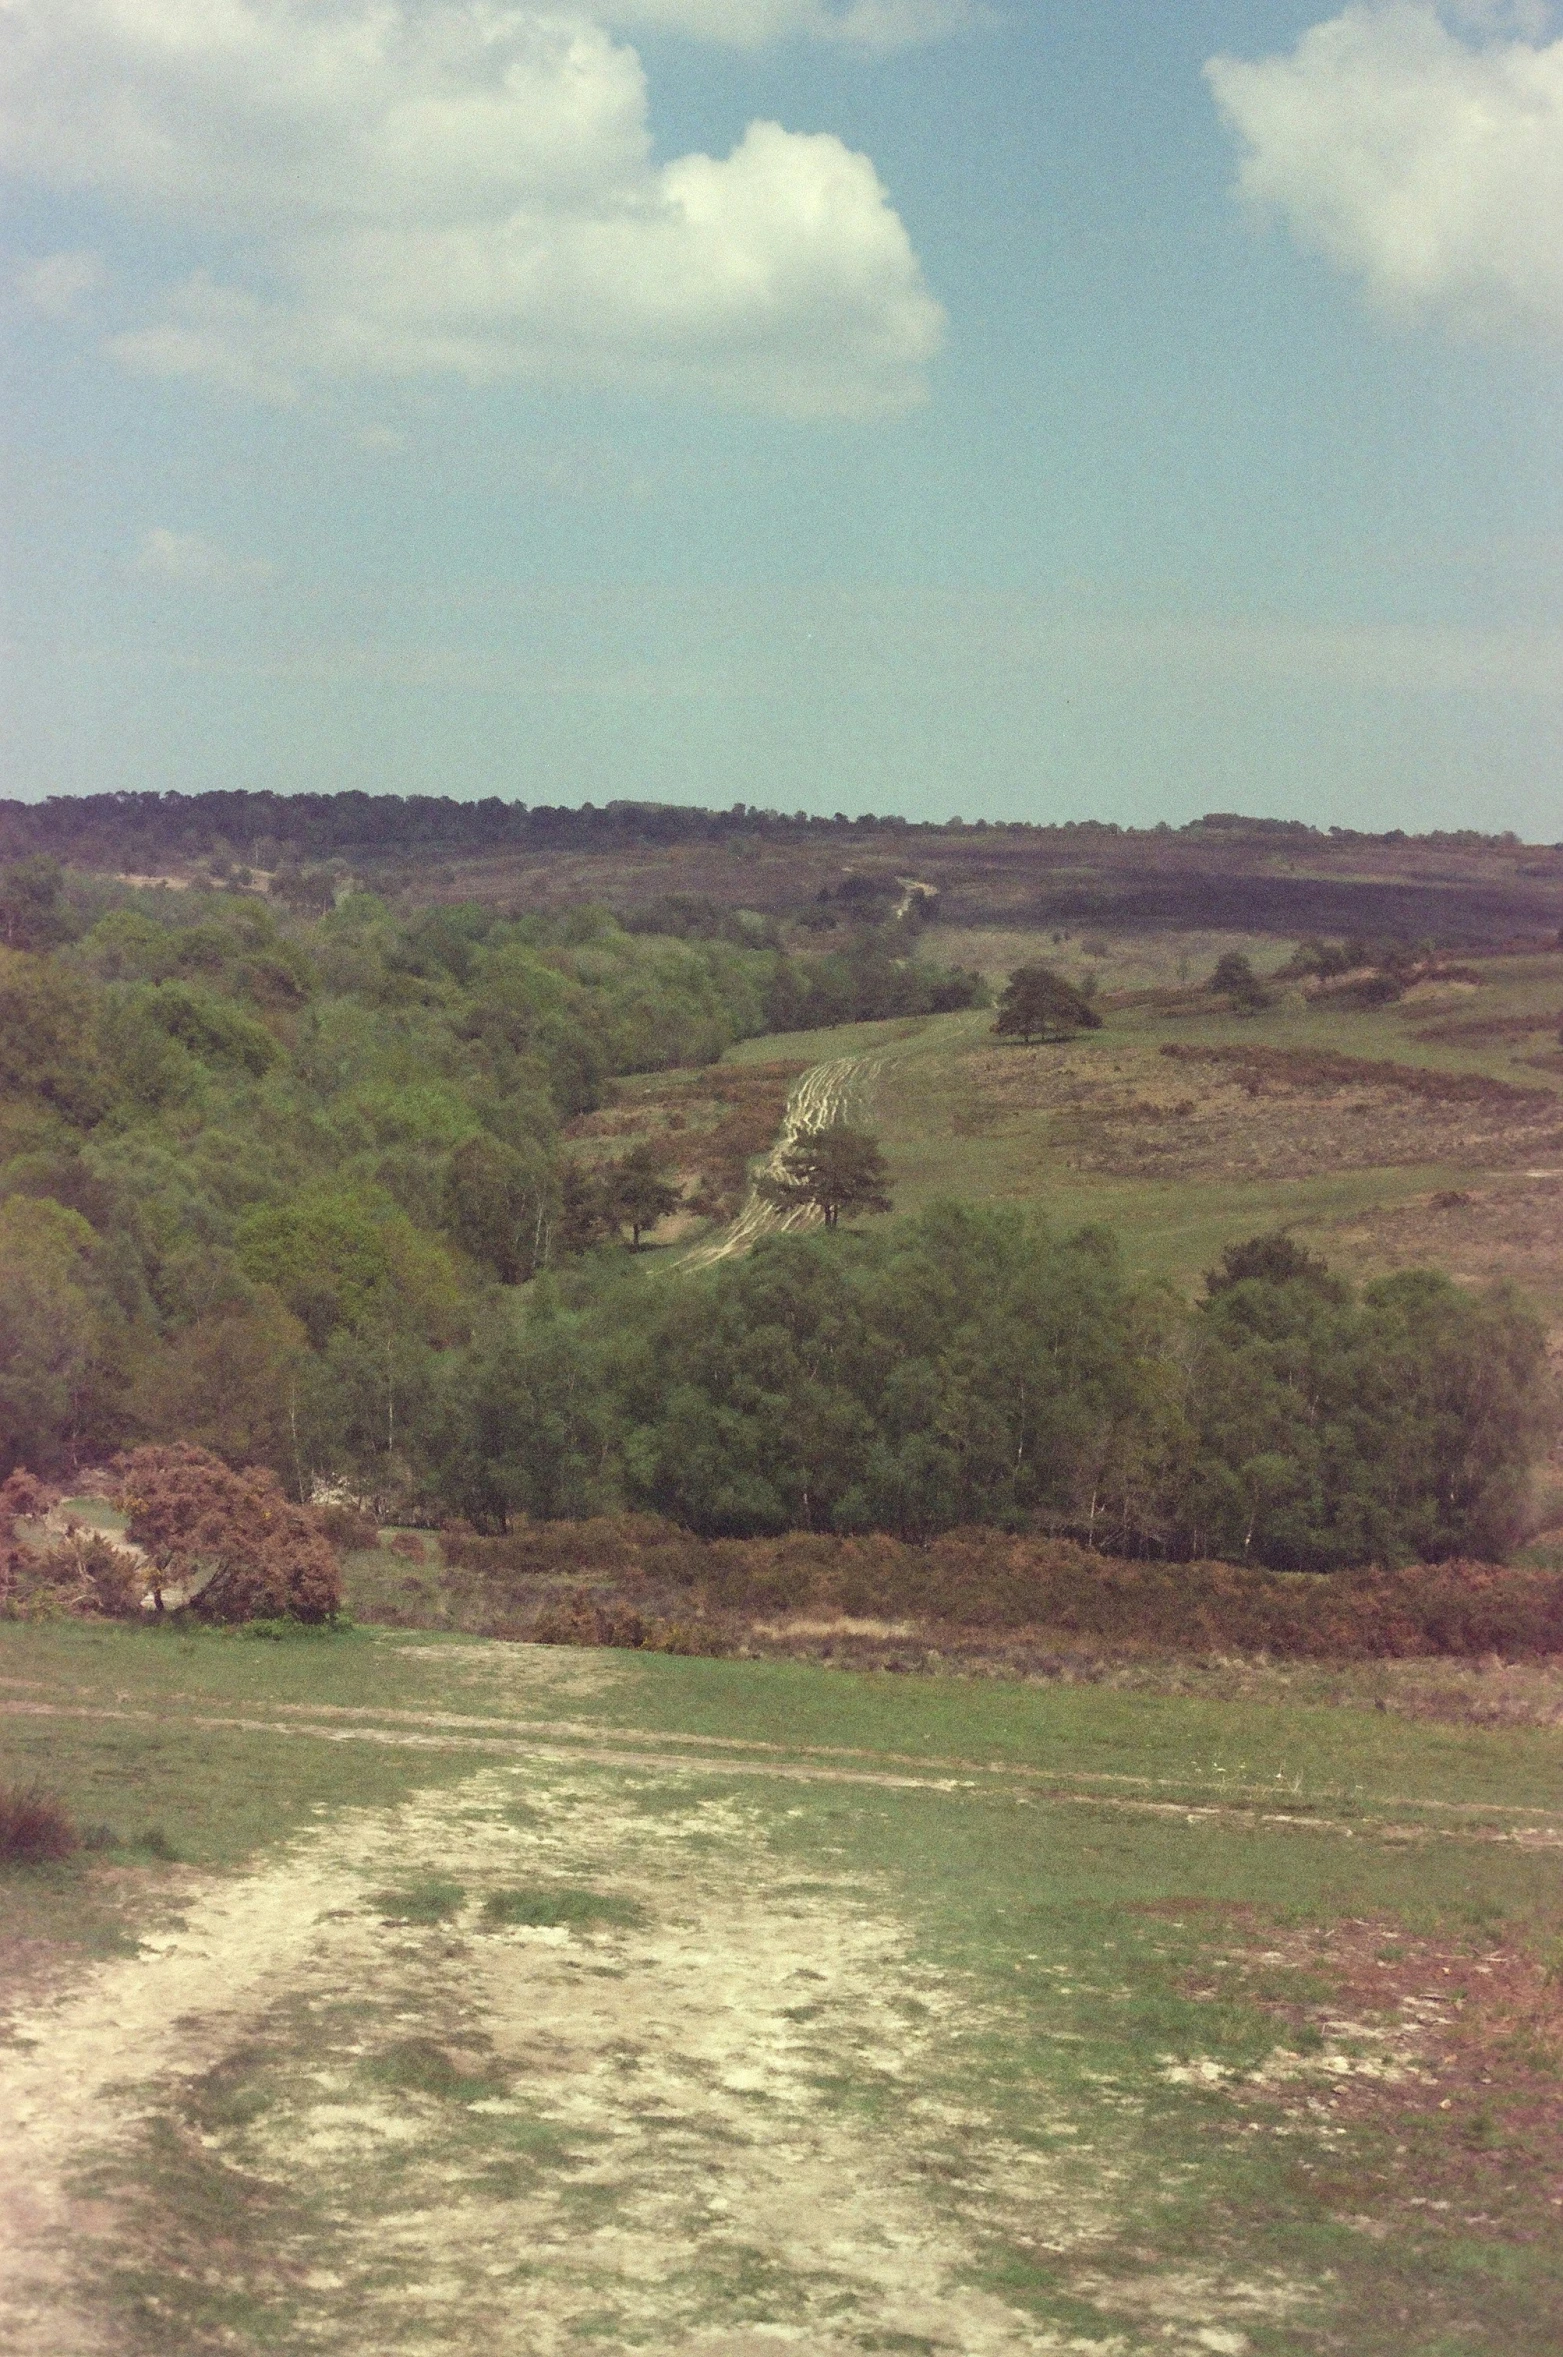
top-left (993, 964), bottom-right (1102, 1044)
top-left (1207, 951), bottom-right (1270, 1012)
top-left (427, 1214), bottom-right (1548, 1566)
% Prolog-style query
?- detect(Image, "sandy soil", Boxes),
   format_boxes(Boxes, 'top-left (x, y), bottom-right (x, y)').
top-left (0, 1763), bottom-right (1117, 2356)
top-left (0, 1818), bottom-right (377, 2352)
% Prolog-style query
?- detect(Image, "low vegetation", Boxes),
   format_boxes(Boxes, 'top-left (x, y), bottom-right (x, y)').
top-left (1159, 1039), bottom-right (1556, 1110)
top-left (0, 1778), bottom-right (82, 1864)
top-left (384, 1515), bottom-right (1563, 1664)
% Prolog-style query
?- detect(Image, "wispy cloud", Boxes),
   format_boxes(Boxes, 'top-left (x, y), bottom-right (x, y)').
top-left (16, 248), bottom-right (103, 321)
top-left (601, 1), bottom-right (986, 53)
top-left (129, 529), bottom-right (276, 589)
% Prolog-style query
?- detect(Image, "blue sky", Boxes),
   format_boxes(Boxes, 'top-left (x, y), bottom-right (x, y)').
top-left (4, 1), bottom-right (1563, 832)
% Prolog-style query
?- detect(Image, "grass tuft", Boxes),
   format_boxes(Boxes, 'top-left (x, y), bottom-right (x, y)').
top-left (369, 1878), bottom-right (466, 1924)
top-left (480, 1884), bottom-right (643, 1932)
top-left (0, 1780), bottom-right (81, 1864)
top-left (367, 2036), bottom-right (506, 2104)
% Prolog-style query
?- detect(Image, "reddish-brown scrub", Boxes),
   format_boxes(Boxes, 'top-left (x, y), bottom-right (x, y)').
top-left (110, 1442), bottom-right (343, 1622)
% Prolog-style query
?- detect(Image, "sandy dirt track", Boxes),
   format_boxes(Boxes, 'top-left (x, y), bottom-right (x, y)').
top-left (2, 1666), bottom-right (1543, 2354)
top-left (0, 1759), bottom-right (1137, 2357)
top-left (1, 1689), bottom-right (1557, 1848)
top-left (680, 1051), bottom-right (886, 1267)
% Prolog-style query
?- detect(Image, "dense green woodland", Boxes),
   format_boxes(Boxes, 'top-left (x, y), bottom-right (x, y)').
top-left (441, 1224), bottom-right (1545, 1569)
top-left (0, 859), bottom-right (1548, 1571)
top-left (0, 860), bottom-right (975, 1480)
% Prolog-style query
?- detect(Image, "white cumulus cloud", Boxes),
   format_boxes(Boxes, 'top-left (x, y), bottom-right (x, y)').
top-left (1207, 2), bottom-right (1563, 335)
top-left (1, 0), bottom-right (945, 417)
top-left (130, 529), bottom-right (276, 588)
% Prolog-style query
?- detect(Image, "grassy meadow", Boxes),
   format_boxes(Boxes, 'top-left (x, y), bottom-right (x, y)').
top-left (717, 935), bottom-right (1563, 1311)
top-left (2, 1618), bottom-right (1562, 2352)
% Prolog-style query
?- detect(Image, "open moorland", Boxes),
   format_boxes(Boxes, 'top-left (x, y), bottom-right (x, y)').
top-left (6, 800), bottom-right (1563, 2352)
top-left (582, 936), bottom-right (1563, 1327)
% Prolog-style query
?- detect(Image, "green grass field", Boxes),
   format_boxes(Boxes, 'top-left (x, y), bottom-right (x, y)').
top-left (3, 1620), bottom-right (1561, 2354)
top-left (718, 942), bottom-right (1563, 1311)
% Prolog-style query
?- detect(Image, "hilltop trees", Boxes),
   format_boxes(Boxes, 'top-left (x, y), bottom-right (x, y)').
top-left (993, 963), bottom-right (1102, 1045)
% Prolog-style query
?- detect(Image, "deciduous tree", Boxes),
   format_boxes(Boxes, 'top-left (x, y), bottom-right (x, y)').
top-left (759, 1124), bottom-right (892, 1229)
top-left (992, 963), bottom-right (1102, 1045)
top-left (608, 1143), bottom-right (682, 1249)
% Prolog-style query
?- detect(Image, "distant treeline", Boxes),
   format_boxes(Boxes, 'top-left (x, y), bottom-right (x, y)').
top-left (0, 789), bottom-right (1548, 874)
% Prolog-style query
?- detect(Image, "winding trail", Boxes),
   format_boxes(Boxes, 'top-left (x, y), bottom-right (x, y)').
top-left (679, 1050), bottom-right (887, 1269)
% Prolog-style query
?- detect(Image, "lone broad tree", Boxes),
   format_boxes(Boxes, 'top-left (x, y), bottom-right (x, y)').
top-left (608, 1142), bottom-right (683, 1249)
top-left (760, 1124), bottom-right (893, 1229)
top-left (992, 963), bottom-right (1102, 1045)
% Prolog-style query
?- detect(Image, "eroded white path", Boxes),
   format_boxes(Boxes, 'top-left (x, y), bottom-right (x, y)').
top-left (680, 1052), bottom-right (886, 1268)
top-left (0, 1764), bottom-right (1122, 2357)
top-left (0, 1815), bottom-right (379, 2353)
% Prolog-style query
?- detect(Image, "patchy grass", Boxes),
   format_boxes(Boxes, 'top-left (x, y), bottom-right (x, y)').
top-left (369, 1878), bottom-right (467, 1924)
top-left (480, 1883), bottom-right (643, 1930)
top-left (4, 1621), bottom-right (1563, 2349)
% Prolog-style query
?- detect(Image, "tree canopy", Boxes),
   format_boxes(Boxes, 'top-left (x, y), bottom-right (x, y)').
top-left (759, 1124), bottom-right (893, 1229)
top-left (427, 1212), bottom-right (1546, 1564)
top-left (992, 963), bottom-right (1102, 1044)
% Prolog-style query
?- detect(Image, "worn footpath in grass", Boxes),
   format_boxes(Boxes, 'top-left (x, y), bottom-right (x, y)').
top-left (3, 1621), bottom-right (1562, 2351)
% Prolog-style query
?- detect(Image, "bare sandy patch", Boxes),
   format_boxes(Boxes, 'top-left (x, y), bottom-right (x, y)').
top-left (0, 1765), bottom-right (1142, 2355)
top-left (171, 1772), bottom-right (1124, 2353)
top-left (0, 1812), bottom-right (384, 2354)
top-left (385, 1640), bottom-right (624, 1701)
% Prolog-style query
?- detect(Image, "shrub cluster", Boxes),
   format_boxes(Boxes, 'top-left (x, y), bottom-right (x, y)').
top-left (109, 1443), bottom-right (343, 1622)
top-left (437, 1517), bottom-right (1563, 1660)
top-left (0, 1781), bottom-right (81, 1864)
top-left (0, 1467), bottom-right (146, 1619)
